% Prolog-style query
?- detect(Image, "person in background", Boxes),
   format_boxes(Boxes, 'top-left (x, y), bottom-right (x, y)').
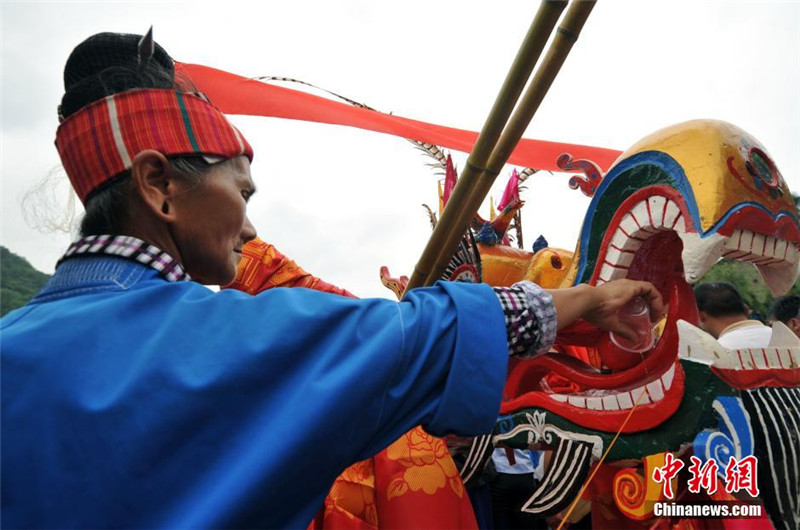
top-left (768, 294), bottom-right (800, 337)
top-left (489, 447), bottom-right (546, 530)
top-left (693, 281), bottom-right (772, 348)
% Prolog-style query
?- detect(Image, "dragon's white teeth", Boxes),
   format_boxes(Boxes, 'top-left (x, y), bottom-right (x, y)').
top-left (546, 361), bottom-right (680, 410)
top-left (586, 397), bottom-right (603, 410)
top-left (769, 321), bottom-right (800, 348)
top-left (718, 230), bottom-right (799, 295)
top-left (646, 379), bottom-right (665, 401)
top-left (599, 198), bottom-right (798, 294)
top-left (619, 213), bottom-right (643, 239)
top-left (677, 231), bottom-right (728, 283)
top-left (663, 201), bottom-right (682, 230)
top-left (602, 395), bottom-right (620, 410)
top-left (610, 229), bottom-right (644, 254)
top-left (678, 319), bottom-right (728, 366)
top-left (758, 235), bottom-right (778, 262)
top-left (774, 239), bottom-right (788, 262)
top-left (757, 258), bottom-right (800, 297)
top-left (616, 392), bottom-right (634, 409)
top-left (661, 364), bottom-right (675, 390)
top-left (631, 386), bottom-right (652, 405)
top-left (598, 263), bottom-right (627, 284)
top-left (568, 396), bottom-right (586, 408)
top-left (605, 246), bottom-right (635, 268)
top-left (648, 197), bottom-right (668, 229)
top-left (630, 202), bottom-right (658, 234)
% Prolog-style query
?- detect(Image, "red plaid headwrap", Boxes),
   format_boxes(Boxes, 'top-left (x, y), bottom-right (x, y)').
top-left (55, 89), bottom-right (254, 203)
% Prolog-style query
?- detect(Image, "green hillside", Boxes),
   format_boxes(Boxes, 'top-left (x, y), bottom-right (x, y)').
top-left (1, 246), bottom-right (51, 316)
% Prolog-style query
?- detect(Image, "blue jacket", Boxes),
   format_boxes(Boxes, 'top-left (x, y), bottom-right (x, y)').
top-left (1, 255), bottom-right (507, 528)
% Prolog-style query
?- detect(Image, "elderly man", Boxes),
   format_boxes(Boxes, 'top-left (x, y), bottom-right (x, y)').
top-left (693, 281), bottom-right (772, 348)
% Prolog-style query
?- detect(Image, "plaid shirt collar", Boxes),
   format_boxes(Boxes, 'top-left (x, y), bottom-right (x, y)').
top-left (57, 235), bottom-right (191, 282)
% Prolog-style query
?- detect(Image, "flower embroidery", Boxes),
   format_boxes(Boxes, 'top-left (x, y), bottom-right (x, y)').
top-left (324, 459), bottom-right (378, 527)
top-left (385, 427), bottom-right (464, 500)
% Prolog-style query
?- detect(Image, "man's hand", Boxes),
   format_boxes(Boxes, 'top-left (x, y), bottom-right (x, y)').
top-left (582, 280), bottom-right (665, 341)
top-left (547, 280), bottom-right (665, 340)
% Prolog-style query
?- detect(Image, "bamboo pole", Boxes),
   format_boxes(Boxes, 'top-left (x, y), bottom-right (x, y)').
top-left (419, 0), bottom-right (597, 288)
top-left (403, 0), bottom-right (567, 294)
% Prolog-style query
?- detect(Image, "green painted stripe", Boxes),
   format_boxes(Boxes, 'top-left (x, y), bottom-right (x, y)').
top-left (176, 92), bottom-right (200, 153)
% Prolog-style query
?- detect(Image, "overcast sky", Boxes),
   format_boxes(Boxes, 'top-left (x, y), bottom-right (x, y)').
top-left (1, 1), bottom-right (798, 298)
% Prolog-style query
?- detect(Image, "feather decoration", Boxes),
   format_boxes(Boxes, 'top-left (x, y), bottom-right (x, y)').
top-left (422, 204), bottom-right (438, 230)
top-left (518, 167), bottom-right (538, 183)
top-left (254, 76), bottom-right (376, 110)
top-left (254, 76), bottom-right (451, 177)
top-left (408, 140), bottom-right (449, 175)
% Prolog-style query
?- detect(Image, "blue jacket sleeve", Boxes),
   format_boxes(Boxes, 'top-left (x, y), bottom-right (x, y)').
top-left (0, 276), bottom-right (509, 528)
top-left (201, 280), bottom-right (508, 461)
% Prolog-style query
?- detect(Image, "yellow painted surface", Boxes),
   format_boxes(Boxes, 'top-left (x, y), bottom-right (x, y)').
top-left (479, 244), bottom-right (574, 288)
top-left (614, 120), bottom-right (796, 233)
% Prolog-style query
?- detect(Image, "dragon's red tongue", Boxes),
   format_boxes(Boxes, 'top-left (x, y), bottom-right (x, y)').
top-left (524, 278), bottom-right (697, 393)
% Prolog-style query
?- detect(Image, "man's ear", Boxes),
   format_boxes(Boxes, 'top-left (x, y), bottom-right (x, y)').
top-left (789, 317), bottom-right (800, 336)
top-left (130, 150), bottom-right (177, 221)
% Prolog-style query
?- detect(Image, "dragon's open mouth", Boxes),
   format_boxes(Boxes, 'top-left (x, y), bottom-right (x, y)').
top-left (501, 187), bottom-right (800, 432)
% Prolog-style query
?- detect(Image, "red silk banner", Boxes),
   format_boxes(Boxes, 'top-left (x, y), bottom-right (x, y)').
top-left (176, 62), bottom-right (622, 172)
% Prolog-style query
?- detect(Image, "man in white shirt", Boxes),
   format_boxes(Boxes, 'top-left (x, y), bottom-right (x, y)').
top-left (693, 282), bottom-right (772, 348)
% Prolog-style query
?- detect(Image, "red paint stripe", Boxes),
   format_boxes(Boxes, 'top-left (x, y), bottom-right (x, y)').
top-left (603, 260), bottom-right (630, 270)
top-left (723, 250), bottom-right (747, 259)
top-left (619, 226), bottom-right (646, 242)
top-left (660, 200), bottom-right (669, 228)
top-left (645, 200), bottom-right (654, 225)
top-left (777, 349), bottom-right (786, 369)
top-left (748, 349), bottom-right (759, 369)
top-left (761, 349), bottom-right (769, 368)
top-left (670, 213), bottom-right (683, 230)
top-left (737, 349), bottom-right (746, 369)
top-left (610, 244), bottom-right (637, 254)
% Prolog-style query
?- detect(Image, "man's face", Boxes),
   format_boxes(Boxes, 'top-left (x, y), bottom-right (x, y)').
top-left (697, 311), bottom-right (715, 336)
top-left (170, 156), bottom-right (257, 286)
top-left (770, 316), bottom-right (800, 338)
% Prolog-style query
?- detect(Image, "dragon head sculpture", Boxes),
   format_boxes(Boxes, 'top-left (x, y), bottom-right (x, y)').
top-left (471, 120), bottom-right (799, 527)
top-left (499, 119), bottom-right (799, 433)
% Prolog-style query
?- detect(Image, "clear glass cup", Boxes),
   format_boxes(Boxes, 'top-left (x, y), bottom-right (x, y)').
top-left (609, 296), bottom-right (655, 353)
